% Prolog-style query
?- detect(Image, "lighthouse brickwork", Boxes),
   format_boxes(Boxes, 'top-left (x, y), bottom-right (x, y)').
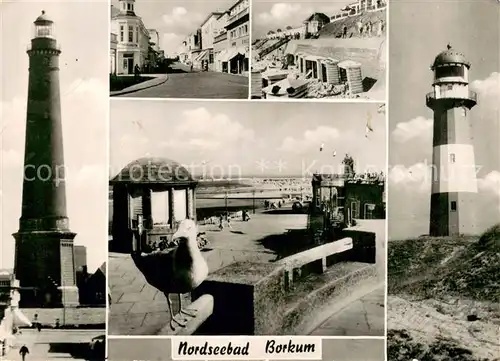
top-left (427, 45), bottom-right (478, 237)
top-left (13, 11), bottom-right (79, 307)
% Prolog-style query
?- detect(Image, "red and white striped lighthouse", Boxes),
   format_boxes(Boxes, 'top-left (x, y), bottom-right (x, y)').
top-left (426, 45), bottom-right (478, 237)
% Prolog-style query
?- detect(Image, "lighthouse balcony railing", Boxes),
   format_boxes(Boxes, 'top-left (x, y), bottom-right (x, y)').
top-left (426, 90), bottom-right (477, 107)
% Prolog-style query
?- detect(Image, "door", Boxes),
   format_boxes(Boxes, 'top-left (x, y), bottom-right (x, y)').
top-left (127, 58), bottom-right (134, 74)
top-left (322, 64), bottom-right (328, 82)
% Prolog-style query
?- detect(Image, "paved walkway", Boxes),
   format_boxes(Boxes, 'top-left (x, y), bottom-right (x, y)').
top-left (110, 73), bottom-right (167, 96)
top-left (4, 329), bottom-right (102, 361)
top-left (117, 66), bottom-right (248, 99)
top-left (309, 286), bottom-right (385, 335)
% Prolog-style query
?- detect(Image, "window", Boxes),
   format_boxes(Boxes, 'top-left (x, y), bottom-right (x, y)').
top-left (128, 26), bottom-right (133, 42)
top-left (451, 201), bottom-right (457, 212)
top-left (123, 59), bottom-right (127, 69)
top-left (436, 65), bottom-right (464, 78)
top-left (135, 27), bottom-right (139, 43)
top-left (120, 25), bottom-right (124, 42)
top-left (127, 3), bottom-right (131, 10)
top-left (447, 84), bottom-right (453, 90)
top-left (450, 153), bottom-right (456, 163)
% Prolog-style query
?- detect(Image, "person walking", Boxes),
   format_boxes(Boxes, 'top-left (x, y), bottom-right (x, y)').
top-left (226, 213), bottom-right (233, 229)
top-left (19, 345), bottom-right (29, 361)
top-left (134, 64), bottom-right (140, 82)
top-left (356, 20), bottom-right (363, 36)
top-left (218, 214), bottom-right (224, 231)
top-left (342, 25), bottom-right (348, 38)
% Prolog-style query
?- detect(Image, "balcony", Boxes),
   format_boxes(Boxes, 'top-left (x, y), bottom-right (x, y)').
top-left (214, 32), bottom-right (228, 43)
top-left (426, 90), bottom-right (477, 109)
top-left (227, 7), bottom-right (249, 26)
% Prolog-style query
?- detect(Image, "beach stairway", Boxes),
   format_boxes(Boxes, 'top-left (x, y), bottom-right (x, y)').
top-left (258, 37), bottom-right (291, 59)
top-left (254, 38), bottom-right (269, 50)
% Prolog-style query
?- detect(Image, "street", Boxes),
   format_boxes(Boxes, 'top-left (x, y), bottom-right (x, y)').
top-left (4, 329), bottom-right (103, 361)
top-left (118, 62), bottom-right (248, 99)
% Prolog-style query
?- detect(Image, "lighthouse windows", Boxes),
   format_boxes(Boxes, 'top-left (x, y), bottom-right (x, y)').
top-left (451, 201), bottom-right (457, 212)
top-left (447, 84), bottom-right (453, 91)
top-left (450, 153), bottom-right (456, 163)
top-left (436, 65), bottom-right (464, 78)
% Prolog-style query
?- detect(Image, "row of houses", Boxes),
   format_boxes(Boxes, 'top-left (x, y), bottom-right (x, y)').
top-left (264, 0), bottom-right (387, 41)
top-left (109, 0), bottom-right (165, 75)
top-left (330, 0), bottom-right (387, 22)
top-left (179, 0), bottom-right (249, 76)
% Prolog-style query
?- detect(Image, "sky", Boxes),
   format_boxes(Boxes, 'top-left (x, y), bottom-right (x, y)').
top-left (388, 0), bottom-right (500, 240)
top-left (1, 0), bottom-right (109, 271)
top-left (110, 100), bottom-right (386, 179)
top-left (111, 0), bottom-right (238, 57)
top-left (253, 0), bottom-right (354, 38)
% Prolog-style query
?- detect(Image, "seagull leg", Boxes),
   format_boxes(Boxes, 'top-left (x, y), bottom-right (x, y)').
top-left (166, 293), bottom-right (186, 330)
top-left (178, 293), bottom-right (198, 318)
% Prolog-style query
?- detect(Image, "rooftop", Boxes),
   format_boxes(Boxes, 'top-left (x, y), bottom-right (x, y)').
top-left (432, 45), bottom-right (470, 69)
top-left (34, 10), bottom-right (53, 24)
top-left (110, 157), bottom-right (196, 185)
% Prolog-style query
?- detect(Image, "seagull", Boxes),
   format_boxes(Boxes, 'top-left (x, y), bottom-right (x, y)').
top-left (320, 143), bottom-right (324, 152)
top-left (131, 219), bottom-right (209, 330)
top-left (332, 150), bottom-right (337, 157)
top-left (132, 120), bottom-right (145, 132)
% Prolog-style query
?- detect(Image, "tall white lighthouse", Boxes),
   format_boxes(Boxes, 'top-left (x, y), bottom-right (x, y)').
top-left (426, 45), bottom-right (478, 237)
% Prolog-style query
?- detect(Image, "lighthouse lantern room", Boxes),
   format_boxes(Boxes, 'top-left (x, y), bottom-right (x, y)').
top-left (33, 10), bottom-right (55, 39)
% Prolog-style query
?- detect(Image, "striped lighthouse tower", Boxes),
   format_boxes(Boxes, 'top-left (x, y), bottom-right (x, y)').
top-left (427, 45), bottom-right (478, 237)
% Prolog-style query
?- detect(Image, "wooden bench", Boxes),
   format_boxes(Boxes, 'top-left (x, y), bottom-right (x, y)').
top-left (277, 237), bottom-right (353, 291)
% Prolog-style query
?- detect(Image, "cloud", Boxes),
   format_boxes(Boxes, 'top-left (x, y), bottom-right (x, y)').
top-left (471, 72), bottom-right (500, 98)
top-left (257, 3), bottom-right (303, 25)
top-left (161, 32), bottom-right (185, 56)
top-left (173, 107), bottom-right (255, 146)
top-left (162, 7), bottom-right (203, 33)
top-left (279, 126), bottom-right (340, 154)
top-left (392, 116), bottom-right (432, 143)
top-left (478, 170), bottom-right (500, 198)
top-left (388, 162), bottom-right (432, 192)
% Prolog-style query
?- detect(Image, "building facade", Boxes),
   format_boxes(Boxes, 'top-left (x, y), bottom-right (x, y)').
top-left (195, 13), bottom-right (223, 71)
top-left (110, 33), bottom-right (118, 74)
top-left (180, 30), bottom-right (202, 65)
top-left (213, 12), bottom-right (229, 72)
top-left (225, 0), bottom-right (249, 75)
top-left (110, 0), bottom-right (150, 74)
